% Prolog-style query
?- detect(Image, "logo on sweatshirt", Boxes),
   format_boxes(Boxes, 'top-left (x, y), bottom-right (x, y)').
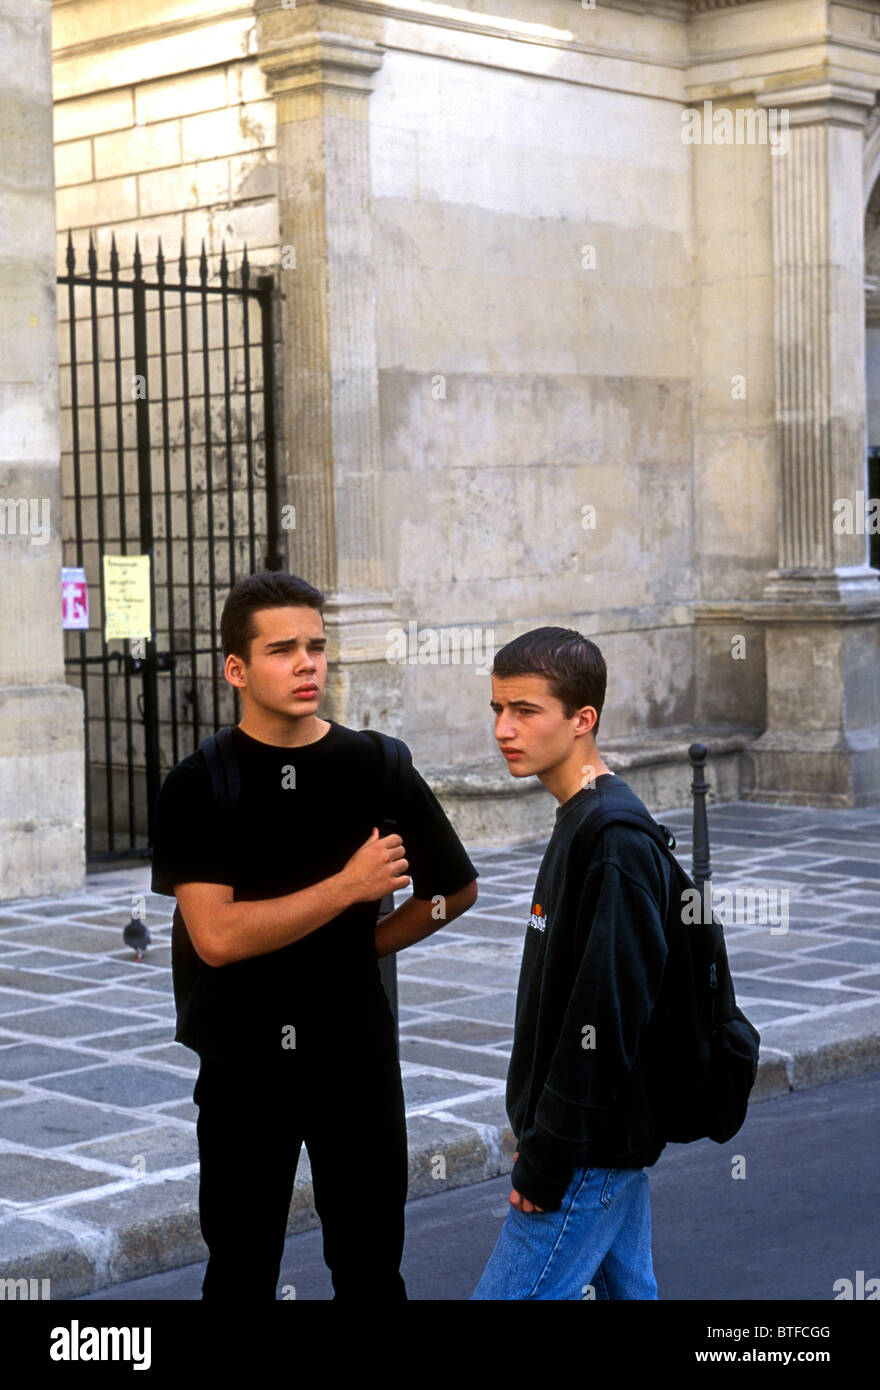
top-left (528, 903), bottom-right (547, 933)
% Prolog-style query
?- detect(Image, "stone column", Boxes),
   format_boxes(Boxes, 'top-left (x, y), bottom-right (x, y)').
top-left (255, 18), bottom-right (402, 730)
top-left (750, 81), bottom-right (880, 804)
top-left (0, 0), bottom-right (84, 897)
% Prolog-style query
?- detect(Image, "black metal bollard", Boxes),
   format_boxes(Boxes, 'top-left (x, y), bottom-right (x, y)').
top-left (376, 814), bottom-right (401, 1059)
top-left (688, 742), bottom-right (712, 892)
top-left (376, 904), bottom-right (399, 1059)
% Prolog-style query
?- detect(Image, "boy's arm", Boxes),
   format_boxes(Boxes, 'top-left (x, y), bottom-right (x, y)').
top-left (511, 840), bottom-right (669, 1212)
top-left (175, 826), bottom-right (411, 967)
top-left (374, 760), bottom-right (480, 956)
top-left (374, 878), bottom-right (478, 958)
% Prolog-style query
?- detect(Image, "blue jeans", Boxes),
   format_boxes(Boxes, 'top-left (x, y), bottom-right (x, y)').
top-left (470, 1165), bottom-right (658, 1300)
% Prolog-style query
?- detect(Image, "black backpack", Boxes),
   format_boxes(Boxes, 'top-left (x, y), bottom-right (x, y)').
top-left (575, 792), bottom-right (761, 1146)
top-left (170, 725), bottom-right (414, 1026)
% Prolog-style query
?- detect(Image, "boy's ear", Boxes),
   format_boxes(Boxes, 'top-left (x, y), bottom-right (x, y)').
top-left (224, 653), bottom-right (247, 690)
top-left (573, 709), bottom-right (596, 737)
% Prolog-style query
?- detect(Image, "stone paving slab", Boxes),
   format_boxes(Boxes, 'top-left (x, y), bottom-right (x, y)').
top-left (2, 797), bottom-right (880, 1296)
top-left (0, 1097), bottom-right (155, 1148)
top-left (84, 1026), bottom-right (178, 1052)
top-left (0, 1152), bottom-right (120, 1203)
top-left (35, 1064), bottom-right (195, 1108)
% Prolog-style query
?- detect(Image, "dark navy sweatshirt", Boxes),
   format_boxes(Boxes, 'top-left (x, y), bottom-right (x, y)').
top-left (508, 774), bottom-right (675, 1212)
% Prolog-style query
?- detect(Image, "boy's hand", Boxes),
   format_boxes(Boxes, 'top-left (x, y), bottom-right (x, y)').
top-left (339, 827), bottom-right (411, 903)
top-left (510, 1150), bottom-right (544, 1213)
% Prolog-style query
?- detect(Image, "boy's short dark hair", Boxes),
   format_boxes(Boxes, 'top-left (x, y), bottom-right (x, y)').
top-left (220, 572), bottom-right (325, 663)
top-left (491, 626), bottom-right (607, 735)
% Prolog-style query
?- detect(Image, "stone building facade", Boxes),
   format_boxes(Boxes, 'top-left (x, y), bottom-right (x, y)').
top-left (3, 0), bottom-right (880, 898)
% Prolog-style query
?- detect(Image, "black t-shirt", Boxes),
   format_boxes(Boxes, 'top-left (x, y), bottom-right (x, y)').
top-left (150, 721), bottom-right (479, 1061)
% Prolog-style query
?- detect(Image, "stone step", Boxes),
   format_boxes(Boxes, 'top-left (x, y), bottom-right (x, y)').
top-left (423, 724), bottom-right (759, 848)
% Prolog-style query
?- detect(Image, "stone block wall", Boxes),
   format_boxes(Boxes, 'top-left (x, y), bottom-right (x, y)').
top-left (369, 42), bottom-right (698, 767)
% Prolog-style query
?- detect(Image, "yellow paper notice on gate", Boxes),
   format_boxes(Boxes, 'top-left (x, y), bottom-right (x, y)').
top-left (103, 554), bottom-right (151, 640)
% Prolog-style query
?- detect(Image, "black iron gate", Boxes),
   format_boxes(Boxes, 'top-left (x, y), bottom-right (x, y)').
top-left (59, 231), bottom-right (284, 862)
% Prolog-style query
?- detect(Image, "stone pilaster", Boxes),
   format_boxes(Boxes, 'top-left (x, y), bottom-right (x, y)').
top-left (256, 18), bottom-right (401, 730)
top-left (0, 0), bottom-right (84, 897)
top-left (749, 82), bottom-right (880, 805)
top-left (760, 83), bottom-right (877, 598)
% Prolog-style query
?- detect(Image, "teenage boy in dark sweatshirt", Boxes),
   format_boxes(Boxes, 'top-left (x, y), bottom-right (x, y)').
top-left (150, 571), bottom-right (479, 1301)
top-left (471, 626), bottom-right (674, 1300)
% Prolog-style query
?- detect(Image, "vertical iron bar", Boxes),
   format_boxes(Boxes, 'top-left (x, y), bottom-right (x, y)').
top-left (133, 237), bottom-right (162, 841)
top-left (220, 246), bottom-right (236, 732)
top-left (110, 234), bottom-right (137, 850)
top-left (178, 242), bottom-right (199, 749)
top-left (65, 232), bottom-right (93, 858)
top-left (157, 239), bottom-right (179, 770)
top-left (219, 246), bottom-right (236, 603)
top-left (199, 241), bottom-right (220, 731)
top-left (257, 274), bottom-right (281, 570)
top-left (241, 247), bottom-right (256, 575)
top-left (88, 234), bottom-right (115, 855)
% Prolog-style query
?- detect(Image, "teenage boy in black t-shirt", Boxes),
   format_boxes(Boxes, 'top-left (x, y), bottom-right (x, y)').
top-left (471, 627), bottom-right (673, 1301)
top-left (151, 572), bottom-right (478, 1301)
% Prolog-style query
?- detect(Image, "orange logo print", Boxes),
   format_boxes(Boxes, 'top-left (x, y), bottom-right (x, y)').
top-left (528, 903), bottom-right (547, 933)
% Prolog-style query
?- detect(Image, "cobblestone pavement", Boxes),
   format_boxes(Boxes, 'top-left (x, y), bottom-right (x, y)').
top-left (1, 797), bottom-right (880, 1295)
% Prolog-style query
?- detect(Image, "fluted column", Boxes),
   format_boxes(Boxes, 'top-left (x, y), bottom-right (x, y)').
top-left (759, 82), bottom-right (878, 598)
top-left (256, 14), bottom-right (401, 726)
top-left (748, 81), bottom-right (880, 805)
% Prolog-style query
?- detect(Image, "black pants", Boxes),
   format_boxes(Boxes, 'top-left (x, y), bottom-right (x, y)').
top-left (193, 1000), bottom-right (409, 1302)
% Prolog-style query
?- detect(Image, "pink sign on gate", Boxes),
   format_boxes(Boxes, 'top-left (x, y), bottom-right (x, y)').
top-left (61, 567), bottom-right (89, 630)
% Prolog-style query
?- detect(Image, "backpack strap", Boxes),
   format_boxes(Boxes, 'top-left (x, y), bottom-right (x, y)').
top-left (580, 805), bottom-right (721, 933)
top-left (577, 803), bottom-right (677, 857)
top-left (199, 724), bottom-right (240, 810)
top-left (214, 724), bottom-right (241, 806)
top-left (360, 728), bottom-right (414, 827)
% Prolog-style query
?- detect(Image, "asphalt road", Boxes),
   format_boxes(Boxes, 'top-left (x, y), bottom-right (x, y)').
top-left (77, 1068), bottom-right (880, 1302)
